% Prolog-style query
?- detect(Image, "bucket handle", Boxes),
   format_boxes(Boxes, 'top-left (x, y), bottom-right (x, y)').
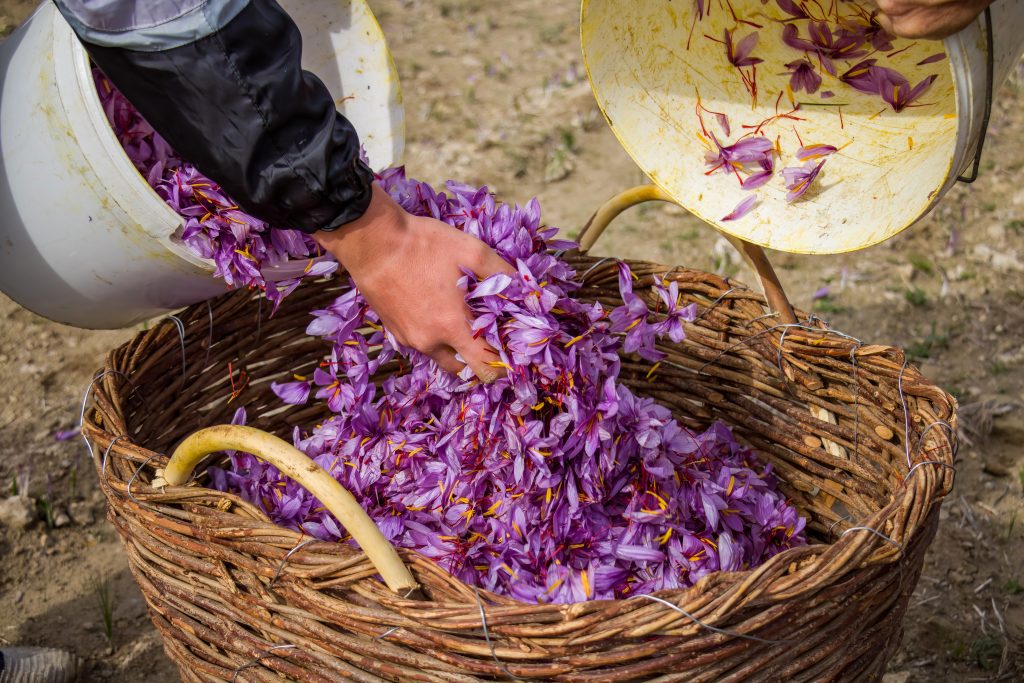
top-left (956, 7), bottom-right (994, 185)
top-left (577, 185), bottom-right (798, 325)
top-left (156, 425), bottom-right (419, 595)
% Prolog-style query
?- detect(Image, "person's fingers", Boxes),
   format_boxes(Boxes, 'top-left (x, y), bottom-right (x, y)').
top-left (427, 346), bottom-right (465, 375)
top-left (463, 236), bottom-right (515, 278)
top-left (451, 326), bottom-right (505, 383)
top-left (875, 0), bottom-right (990, 40)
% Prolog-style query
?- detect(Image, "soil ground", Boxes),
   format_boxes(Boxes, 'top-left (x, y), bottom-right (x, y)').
top-left (1, 1), bottom-right (1022, 681)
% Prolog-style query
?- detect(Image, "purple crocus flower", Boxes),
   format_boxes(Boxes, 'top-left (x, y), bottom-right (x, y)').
top-left (651, 280), bottom-right (697, 343)
top-left (783, 22), bottom-right (866, 76)
top-left (838, 14), bottom-right (894, 52)
top-left (775, 0), bottom-right (808, 19)
top-left (839, 59), bottom-right (883, 94)
top-left (785, 58), bottom-right (821, 95)
top-left (724, 29), bottom-right (763, 68)
top-left (782, 160), bottom-right (827, 201)
top-left (705, 134), bottom-right (775, 187)
top-left (882, 74), bottom-right (938, 113)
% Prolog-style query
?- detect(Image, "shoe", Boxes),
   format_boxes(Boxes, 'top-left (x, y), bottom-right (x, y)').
top-left (0, 647), bottom-right (81, 683)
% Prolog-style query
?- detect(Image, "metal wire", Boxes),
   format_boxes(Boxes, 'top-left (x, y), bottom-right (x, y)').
top-left (230, 644), bottom-right (298, 682)
top-left (631, 593), bottom-right (795, 644)
top-left (269, 539), bottom-right (316, 587)
top-left (473, 587), bottom-right (526, 680)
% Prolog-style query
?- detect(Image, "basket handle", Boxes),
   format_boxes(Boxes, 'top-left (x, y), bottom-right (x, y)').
top-left (157, 424), bottom-right (419, 595)
top-left (577, 185), bottom-right (798, 325)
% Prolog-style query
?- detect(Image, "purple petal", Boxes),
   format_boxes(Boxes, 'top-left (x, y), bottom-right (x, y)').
top-left (271, 380), bottom-right (311, 405)
top-left (469, 273), bottom-right (513, 298)
top-left (54, 427), bottom-right (80, 441)
top-left (795, 144), bottom-right (837, 161)
top-left (740, 169), bottom-right (773, 190)
top-left (917, 53), bottom-right (946, 66)
top-left (721, 195), bottom-right (757, 221)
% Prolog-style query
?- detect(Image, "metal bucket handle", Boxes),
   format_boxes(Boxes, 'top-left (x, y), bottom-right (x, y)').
top-left (956, 6), bottom-right (994, 184)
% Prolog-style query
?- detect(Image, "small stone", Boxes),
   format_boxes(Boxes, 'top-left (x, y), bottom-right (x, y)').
top-left (0, 495), bottom-right (35, 530)
top-left (982, 462), bottom-right (1009, 478)
top-left (882, 672), bottom-right (911, 683)
top-left (68, 501), bottom-right (95, 526)
top-left (53, 509), bottom-right (72, 528)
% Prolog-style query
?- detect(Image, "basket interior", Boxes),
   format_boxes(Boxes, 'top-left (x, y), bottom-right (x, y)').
top-left (109, 255), bottom-right (956, 551)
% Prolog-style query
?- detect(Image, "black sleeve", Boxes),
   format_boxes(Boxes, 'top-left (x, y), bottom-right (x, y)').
top-left (77, 0), bottom-right (375, 234)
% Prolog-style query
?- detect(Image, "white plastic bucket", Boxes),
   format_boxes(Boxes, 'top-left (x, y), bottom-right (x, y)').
top-left (581, 0), bottom-right (1024, 254)
top-left (0, 1), bottom-right (403, 329)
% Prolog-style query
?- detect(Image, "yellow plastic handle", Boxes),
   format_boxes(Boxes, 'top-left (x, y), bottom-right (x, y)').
top-left (577, 185), bottom-right (797, 325)
top-left (160, 424), bottom-right (418, 595)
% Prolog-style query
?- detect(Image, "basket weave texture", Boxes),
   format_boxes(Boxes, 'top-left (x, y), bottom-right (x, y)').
top-left (83, 254), bottom-right (956, 682)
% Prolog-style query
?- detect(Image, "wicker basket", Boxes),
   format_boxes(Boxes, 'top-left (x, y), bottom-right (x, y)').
top-left (83, 244), bottom-right (956, 681)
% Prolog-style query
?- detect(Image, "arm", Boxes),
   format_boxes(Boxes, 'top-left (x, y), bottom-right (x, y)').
top-left (54, 0), bottom-right (509, 378)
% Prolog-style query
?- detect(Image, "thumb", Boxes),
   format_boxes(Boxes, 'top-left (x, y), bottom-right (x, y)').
top-left (452, 327), bottom-right (506, 384)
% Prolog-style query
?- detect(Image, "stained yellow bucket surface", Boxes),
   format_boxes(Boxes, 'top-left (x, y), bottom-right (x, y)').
top-left (581, 0), bottom-right (959, 254)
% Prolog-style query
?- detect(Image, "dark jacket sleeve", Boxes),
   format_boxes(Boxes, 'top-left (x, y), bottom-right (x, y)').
top-left (53, 0), bottom-right (375, 233)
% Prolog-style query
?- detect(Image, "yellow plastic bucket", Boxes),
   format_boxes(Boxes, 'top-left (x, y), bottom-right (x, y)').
top-left (581, 0), bottom-right (1024, 253)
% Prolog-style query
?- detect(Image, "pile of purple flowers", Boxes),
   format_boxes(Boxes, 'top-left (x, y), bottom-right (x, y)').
top-left (95, 69), bottom-right (336, 313)
top-left (212, 170), bottom-right (805, 603)
top-left (99, 71), bottom-right (806, 603)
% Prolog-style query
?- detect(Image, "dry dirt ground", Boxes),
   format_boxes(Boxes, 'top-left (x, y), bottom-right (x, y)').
top-left (1, 0), bottom-right (1022, 681)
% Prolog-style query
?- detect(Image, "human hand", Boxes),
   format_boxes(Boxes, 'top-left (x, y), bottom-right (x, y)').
top-left (875, 0), bottom-right (992, 40)
top-left (315, 184), bottom-right (513, 381)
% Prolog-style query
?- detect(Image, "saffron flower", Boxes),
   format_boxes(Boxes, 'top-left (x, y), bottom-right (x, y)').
top-left (783, 22), bottom-right (866, 76)
top-left (775, 0), bottom-right (808, 19)
top-left (785, 58), bottom-right (821, 94)
top-left (839, 60), bottom-right (937, 113)
top-left (882, 74), bottom-right (937, 113)
top-left (725, 28), bottom-right (763, 68)
top-left (705, 134), bottom-right (775, 188)
top-left (782, 159), bottom-right (827, 201)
